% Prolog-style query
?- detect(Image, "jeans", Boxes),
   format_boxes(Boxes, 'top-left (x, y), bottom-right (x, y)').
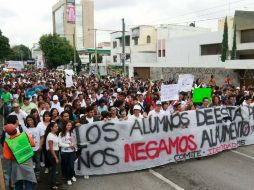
top-left (5, 160), bottom-right (12, 190)
top-left (61, 151), bottom-right (75, 180)
top-left (48, 151), bottom-right (59, 185)
top-left (15, 180), bottom-right (33, 190)
top-left (33, 150), bottom-right (41, 180)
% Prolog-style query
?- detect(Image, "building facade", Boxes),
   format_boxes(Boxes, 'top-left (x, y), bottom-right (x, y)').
top-left (52, 0), bottom-right (94, 50)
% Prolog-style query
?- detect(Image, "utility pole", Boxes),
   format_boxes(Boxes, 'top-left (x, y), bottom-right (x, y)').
top-left (95, 29), bottom-right (98, 74)
top-left (88, 28), bottom-right (98, 74)
top-left (73, 28), bottom-right (76, 71)
top-left (122, 18), bottom-right (126, 76)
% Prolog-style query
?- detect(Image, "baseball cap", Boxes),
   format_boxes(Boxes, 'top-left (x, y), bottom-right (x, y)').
top-left (173, 100), bottom-right (181, 107)
top-left (156, 100), bottom-right (162, 105)
top-left (53, 95), bottom-right (58, 100)
top-left (117, 88), bottom-right (122, 93)
top-left (133, 105), bottom-right (141, 110)
top-left (4, 124), bottom-right (17, 135)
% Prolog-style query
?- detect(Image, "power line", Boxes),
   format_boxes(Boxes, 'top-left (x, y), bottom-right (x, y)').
top-left (161, 0), bottom-right (244, 22)
top-left (135, 0), bottom-right (246, 25)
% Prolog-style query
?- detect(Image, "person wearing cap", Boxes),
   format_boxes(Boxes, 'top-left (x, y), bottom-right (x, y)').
top-left (2, 124), bottom-right (37, 190)
top-left (148, 100), bottom-right (163, 118)
top-left (51, 95), bottom-right (63, 114)
top-left (173, 100), bottom-right (182, 113)
top-left (1, 115), bottom-right (23, 189)
top-left (129, 104), bottom-right (143, 120)
top-left (21, 97), bottom-right (38, 115)
top-left (108, 106), bottom-right (119, 122)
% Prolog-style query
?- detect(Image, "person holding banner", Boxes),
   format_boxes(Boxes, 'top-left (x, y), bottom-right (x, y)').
top-left (129, 105), bottom-right (143, 120)
top-left (148, 100), bottom-right (163, 118)
top-left (2, 124), bottom-right (37, 190)
top-left (58, 121), bottom-right (77, 186)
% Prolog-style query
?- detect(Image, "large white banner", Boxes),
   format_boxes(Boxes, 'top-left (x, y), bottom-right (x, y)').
top-left (160, 84), bottom-right (179, 101)
top-left (75, 106), bottom-right (254, 176)
top-left (178, 74), bottom-right (194, 92)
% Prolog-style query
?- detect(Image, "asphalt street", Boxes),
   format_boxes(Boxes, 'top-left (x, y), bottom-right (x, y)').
top-left (35, 146), bottom-right (254, 190)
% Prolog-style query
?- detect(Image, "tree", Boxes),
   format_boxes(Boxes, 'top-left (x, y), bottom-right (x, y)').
top-left (9, 44), bottom-right (31, 61)
top-left (0, 30), bottom-right (11, 63)
top-left (231, 24), bottom-right (237, 60)
top-left (39, 34), bottom-right (81, 69)
top-left (221, 16), bottom-right (229, 62)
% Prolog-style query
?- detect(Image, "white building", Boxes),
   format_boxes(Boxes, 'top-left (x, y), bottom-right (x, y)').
top-left (110, 31), bottom-right (131, 66)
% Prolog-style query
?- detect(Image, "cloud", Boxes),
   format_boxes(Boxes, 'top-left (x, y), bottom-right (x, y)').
top-left (94, 0), bottom-right (138, 10)
top-left (0, 7), bottom-right (17, 18)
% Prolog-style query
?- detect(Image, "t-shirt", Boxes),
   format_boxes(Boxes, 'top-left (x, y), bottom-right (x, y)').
top-left (36, 121), bottom-right (48, 135)
top-left (46, 133), bottom-right (59, 151)
top-left (1, 92), bottom-right (12, 104)
top-left (58, 132), bottom-right (76, 153)
top-left (21, 102), bottom-right (38, 115)
top-left (27, 127), bottom-right (44, 151)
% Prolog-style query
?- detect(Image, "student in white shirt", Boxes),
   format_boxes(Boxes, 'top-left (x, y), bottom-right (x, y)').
top-left (129, 104), bottom-right (144, 120)
top-left (45, 122), bottom-right (60, 189)
top-left (58, 121), bottom-right (77, 185)
top-left (26, 115), bottom-right (43, 181)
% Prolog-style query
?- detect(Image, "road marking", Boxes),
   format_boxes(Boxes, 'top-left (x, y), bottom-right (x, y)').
top-left (149, 169), bottom-right (184, 190)
top-left (231, 150), bottom-right (254, 160)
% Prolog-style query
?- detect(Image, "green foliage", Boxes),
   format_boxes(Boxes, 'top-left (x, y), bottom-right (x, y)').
top-left (91, 53), bottom-right (103, 63)
top-left (39, 34), bottom-right (80, 69)
top-left (231, 24), bottom-right (237, 60)
top-left (9, 44), bottom-right (31, 61)
top-left (221, 16), bottom-right (229, 62)
top-left (0, 30), bottom-right (11, 63)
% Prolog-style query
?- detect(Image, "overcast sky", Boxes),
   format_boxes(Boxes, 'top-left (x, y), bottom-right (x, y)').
top-left (0, 0), bottom-right (254, 47)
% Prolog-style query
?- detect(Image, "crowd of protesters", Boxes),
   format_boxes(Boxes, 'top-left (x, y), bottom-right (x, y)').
top-left (0, 68), bottom-right (253, 190)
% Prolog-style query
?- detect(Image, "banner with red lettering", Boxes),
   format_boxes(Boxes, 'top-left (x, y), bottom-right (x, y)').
top-left (74, 106), bottom-right (254, 175)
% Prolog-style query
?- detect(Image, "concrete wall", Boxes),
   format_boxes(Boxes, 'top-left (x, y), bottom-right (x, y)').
top-left (160, 67), bottom-right (239, 87)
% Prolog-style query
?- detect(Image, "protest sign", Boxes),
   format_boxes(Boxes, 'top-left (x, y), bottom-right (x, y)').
top-left (178, 74), bottom-right (194, 92)
top-left (64, 69), bottom-right (74, 87)
top-left (161, 84), bottom-right (179, 101)
top-left (192, 88), bottom-right (212, 103)
top-left (74, 106), bottom-right (254, 176)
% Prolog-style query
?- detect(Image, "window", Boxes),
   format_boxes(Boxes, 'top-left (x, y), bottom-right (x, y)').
top-left (241, 29), bottom-right (254, 43)
top-left (113, 55), bottom-right (117, 63)
top-left (113, 41), bottom-right (117, 48)
top-left (158, 50), bottom-right (161, 57)
top-left (162, 50), bottom-right (165, 57)
top-left (147, 35), bottom-right (151, 43)
top-left (125, 36), bottom-right (130, 46)
top-left (126, 54), bottom-right (130, 60)
top-left (201, 43), bottom-right (221, 55)
top-left (134, 38), bottom-right (138, 45)
top-left (158, 39), bottom-right (165, 57)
